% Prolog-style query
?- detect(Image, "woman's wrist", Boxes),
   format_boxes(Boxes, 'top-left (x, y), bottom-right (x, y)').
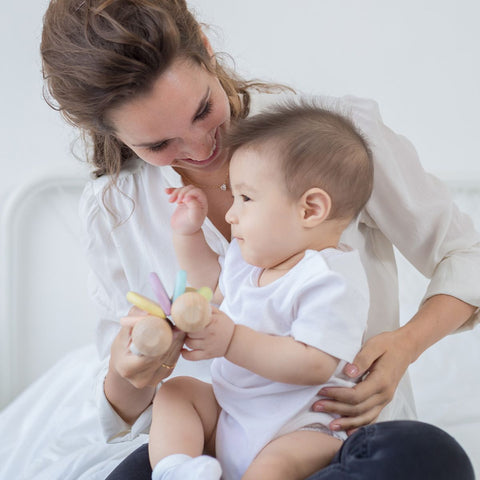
top-left (400, 294), bottom-right (476, 363)
top-left (391, 323), bottom-right (422, 366)
top-left (104, 366), bottom-right (156, 425)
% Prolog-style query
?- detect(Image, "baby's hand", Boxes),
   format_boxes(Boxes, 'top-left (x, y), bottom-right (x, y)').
top-left (166, 186), bottom-right (208, 235)
top-left (181, 306), bottom-right (235, 361)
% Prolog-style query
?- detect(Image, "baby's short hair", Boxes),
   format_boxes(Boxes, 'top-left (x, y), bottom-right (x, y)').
top-left (226, 100), bottom-right (374, 220)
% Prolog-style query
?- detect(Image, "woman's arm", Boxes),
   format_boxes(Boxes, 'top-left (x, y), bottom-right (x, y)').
top-left (80, 179), bottom-right (188, 438)
top-left (316, 294), bottom-right (476, 432)
top-left (314, 96), bottom-right (480, 432)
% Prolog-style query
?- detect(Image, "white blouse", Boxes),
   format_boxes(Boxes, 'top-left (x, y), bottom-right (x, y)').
top-left (79, 92), bottom-right (480, 442)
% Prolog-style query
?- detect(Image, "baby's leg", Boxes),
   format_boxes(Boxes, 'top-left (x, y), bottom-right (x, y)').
top-left (242, 429), bottom-right (342, 480)
top-left (149, 376), bottom-right (221, 468)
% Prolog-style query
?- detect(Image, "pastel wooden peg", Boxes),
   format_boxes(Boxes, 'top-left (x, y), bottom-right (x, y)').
top-left (172, 270), bottom-right (187, 301)
top-left (126, 291), bottom-right (166, 318)
top-left (130, 316), bottom-right (173, 357)
top-left (170, 291), bottom-right (211, 333)
top-left (149, 272), bottom-right (172, 315)
top-left (196, 286), bottom-right (213, 302)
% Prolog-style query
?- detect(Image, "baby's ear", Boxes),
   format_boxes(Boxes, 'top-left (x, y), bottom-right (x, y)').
top-left (299, 188), bottom-right (332, 227)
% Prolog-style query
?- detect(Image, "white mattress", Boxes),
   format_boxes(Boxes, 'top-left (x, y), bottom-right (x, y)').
top-left (0, 171), bottom-right (478, 478)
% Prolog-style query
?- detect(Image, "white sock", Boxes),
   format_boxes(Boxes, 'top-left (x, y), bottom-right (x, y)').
top-left (152, 454), bottom-right (222, 480)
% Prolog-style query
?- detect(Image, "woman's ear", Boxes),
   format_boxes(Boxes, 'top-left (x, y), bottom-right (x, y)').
top-left (200, 32), bottom-right (216, 64)
top-left (299, 188), bottom-right (332, 227)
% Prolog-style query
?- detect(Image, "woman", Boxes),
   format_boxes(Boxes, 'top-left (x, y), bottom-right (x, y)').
top-left (40, 0), bottom-right (478, 478)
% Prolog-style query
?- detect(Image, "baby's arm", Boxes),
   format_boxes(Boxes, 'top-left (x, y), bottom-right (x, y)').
top-left (226, 324), bottom-right (339, 385)
top-left (167, 186), bottom-right (222, 299)
top-left (184, 308), bottom-right (339, 385)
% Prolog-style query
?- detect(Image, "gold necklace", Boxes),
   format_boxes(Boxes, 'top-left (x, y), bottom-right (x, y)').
top-left (180, 171), bottom-right (230, 191)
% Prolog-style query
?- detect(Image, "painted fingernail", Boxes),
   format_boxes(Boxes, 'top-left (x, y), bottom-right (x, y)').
top-left (314, 404), bottom-right (324, 412)
top-left (346, 364), bottom-right (359, 377)
top-left (331, 424), bottom-right (341, 431)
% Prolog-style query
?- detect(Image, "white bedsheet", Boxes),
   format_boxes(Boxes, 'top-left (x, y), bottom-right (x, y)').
top-left (410, 328), bottom-right (480, 476)
top-left (0, 346), bottom-right (146, 480)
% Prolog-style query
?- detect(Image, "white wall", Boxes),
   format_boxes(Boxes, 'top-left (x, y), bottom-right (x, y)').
top-left (1, 0), bottom-right (479, 195)
top-left (0, 0), bottom-right (87, 196)
top-left (187, 0), bottom-right (480, 180)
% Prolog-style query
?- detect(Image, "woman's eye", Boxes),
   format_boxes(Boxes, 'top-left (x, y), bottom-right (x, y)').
top-left (195, 100), bottom-right (212, 121)
top-left (149, 141), bottom-right (169, 152)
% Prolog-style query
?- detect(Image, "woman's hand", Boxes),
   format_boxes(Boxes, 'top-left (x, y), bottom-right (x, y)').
top-left (315, 295), bottom-right (476, 434)
top-left (112, 310), bottom-right (186, 389)
top-left (166, 185), bottom-right (208, 235)
top-left (313, 329), bottom-right (414, 434)
top-left (105, 307), bottom-right (186, 424)
top-left (182, 306), bottom-right (235, 361)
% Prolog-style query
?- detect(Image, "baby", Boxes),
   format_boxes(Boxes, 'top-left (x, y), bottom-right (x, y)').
top-left (150, 101), bottom-right (374, 480)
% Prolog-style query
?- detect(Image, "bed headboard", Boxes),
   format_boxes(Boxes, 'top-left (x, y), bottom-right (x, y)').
top-left (0, 169), bottom-right (97, 409)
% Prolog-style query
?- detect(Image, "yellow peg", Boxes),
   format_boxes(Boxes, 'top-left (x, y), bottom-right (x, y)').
top-left (127, 291), bottom-right (166, 318)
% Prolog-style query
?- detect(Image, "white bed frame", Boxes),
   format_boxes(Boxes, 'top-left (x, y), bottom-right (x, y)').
top-left (0, 169), bottom-right (96, 408)
top-left (1, 170), bottom-right (479, 475)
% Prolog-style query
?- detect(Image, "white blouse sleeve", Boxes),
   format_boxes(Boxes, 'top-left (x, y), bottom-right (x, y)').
top-left (79, 180), bottom-right (152, 442)
top-left (346, 95), bottom-right (480, 328)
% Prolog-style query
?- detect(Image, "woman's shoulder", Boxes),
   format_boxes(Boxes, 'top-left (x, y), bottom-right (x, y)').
top-left (84, 157), bottom-right (145, 198)
top-left (79, 158), bottom-right (180, 227)
top-left (248, 90), bottom-right (383, 126)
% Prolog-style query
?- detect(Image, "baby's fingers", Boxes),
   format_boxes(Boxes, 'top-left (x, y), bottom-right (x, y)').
top-left (166, 187), bottom-right (181, 203)
top-left (166, 185), bottom-right (192, 203)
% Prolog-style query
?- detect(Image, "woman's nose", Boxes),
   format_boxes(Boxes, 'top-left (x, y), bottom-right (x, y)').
top-left (182, 129), bottom-right (215, 161)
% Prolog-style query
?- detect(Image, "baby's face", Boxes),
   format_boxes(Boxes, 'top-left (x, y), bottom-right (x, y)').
top-left (226, 146), bottom-right (304, 269)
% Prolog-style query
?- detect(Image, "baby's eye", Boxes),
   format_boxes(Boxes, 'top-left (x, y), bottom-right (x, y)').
top-left (241, 194), bottom-right (251, 202)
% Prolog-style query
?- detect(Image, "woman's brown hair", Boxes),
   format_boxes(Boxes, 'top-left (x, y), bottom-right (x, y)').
top-left (41, 0), bottom-right (271, 179)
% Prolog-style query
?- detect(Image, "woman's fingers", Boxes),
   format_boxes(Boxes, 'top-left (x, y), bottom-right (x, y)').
top-left (316, 362), bottom-right (396, 412)
top-left (331, 406), bottom-right (383, 433)
top-left (343, 335), bottom-right (388, 379)
top-left (114, 327), bottom-right (186, 389)
top-left (311, 331), bottom-right (415, 431)
top-left (120, 313), bottom-right (149, 329)
top-left (313, 383), bottom-right (385, 432)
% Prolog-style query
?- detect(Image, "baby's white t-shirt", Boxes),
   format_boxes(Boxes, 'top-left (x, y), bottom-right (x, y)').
top-left (211, 239), bottom-right (369, 479)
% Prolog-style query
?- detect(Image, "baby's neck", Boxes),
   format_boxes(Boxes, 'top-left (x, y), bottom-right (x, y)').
top-left (257, 222), bottom-right (346, 287)
top-left (258, 251), bottom-right (306, 287)
top-left (309, 217), bottom-right (349, 251)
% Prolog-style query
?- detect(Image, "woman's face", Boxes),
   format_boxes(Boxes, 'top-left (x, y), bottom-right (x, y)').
top-left (108, 58), bottom-right (231, 174)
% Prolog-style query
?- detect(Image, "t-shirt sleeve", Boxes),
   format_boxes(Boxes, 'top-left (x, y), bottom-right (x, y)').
top-left (291, 266), bottom-right (368, 364)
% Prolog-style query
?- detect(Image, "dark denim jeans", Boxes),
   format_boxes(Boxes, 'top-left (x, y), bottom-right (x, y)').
top-left (105, 420), bottom-right (475, 480)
